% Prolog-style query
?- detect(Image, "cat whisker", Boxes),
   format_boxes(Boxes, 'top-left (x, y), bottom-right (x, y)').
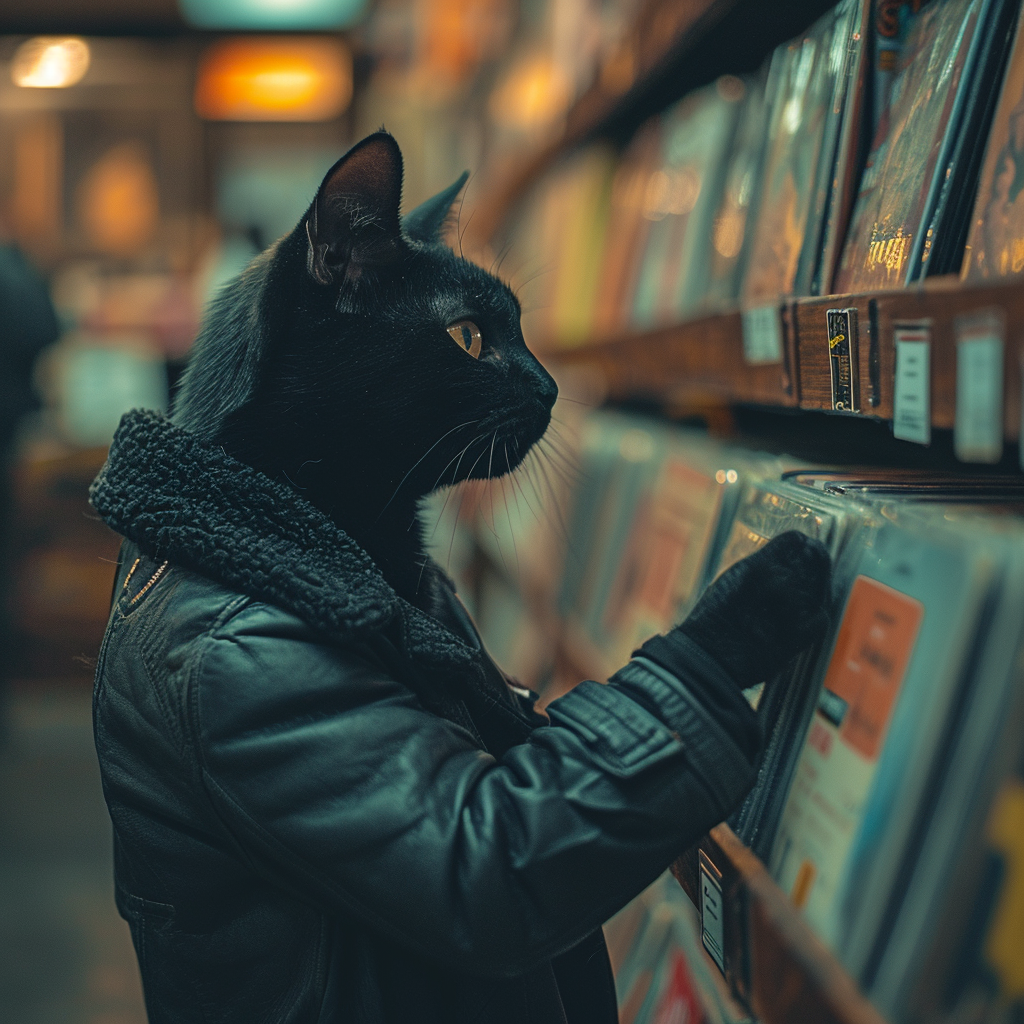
top-left (426, 435), bottom-right (485, 541)
top-left (376, 419), bottom-right (479, 522)
top-left (499, 475), bottom-right (520, 581)
top-left (430, 432), bottom-right (486, 496)
top-left (538, 437), bottom-right (581, 485)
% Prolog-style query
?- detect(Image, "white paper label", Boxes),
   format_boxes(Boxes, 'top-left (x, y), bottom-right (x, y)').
top-left (892, 325), bottom-right (931, 445)
top-left (700, 861), bottom-right (726, 974)
top-left (742, 305), bottom-right (783, 365)
top-left (955, 315), bottom-right (1004, 463)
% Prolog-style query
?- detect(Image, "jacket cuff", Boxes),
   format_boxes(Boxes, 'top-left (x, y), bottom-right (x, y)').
top-left (606, 654), bottom-right (759, 812)
top-left (633, 631), bottom-right (762, 760)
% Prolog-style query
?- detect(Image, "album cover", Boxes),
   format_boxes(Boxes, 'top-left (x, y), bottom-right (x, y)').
top-left (592, 124), bottom-right (662, 335)
top-left (770, 509), bottom-right (997, 974)
top-left (868, 513), bottom-right (1024, 1020)
top-left (702, 77), bottom-right (771, 310)
top-left (742, 0), bottom-right (863, 301)
top-left (919, 0), bottom-right (1020, 277)
top-left (961, 2), bottom-right (1024, 279)
top-left (629, 84), bottom-right (740, 328)
top-left (713, 481), bottom-right (872, 860)
top-left (811, 0), bottom-right (873, 295)
top-left (833, 0), bottom-right (988, 291)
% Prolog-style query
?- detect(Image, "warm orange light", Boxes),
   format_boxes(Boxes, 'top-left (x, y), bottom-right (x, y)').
top-left (194, 37), bottom-right (352, 121)
top-left (489, 52), bottom-right (572, 131)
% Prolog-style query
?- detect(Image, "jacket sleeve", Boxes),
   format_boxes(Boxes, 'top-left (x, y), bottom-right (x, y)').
top-left (189, 603), bottom-right (757, 978)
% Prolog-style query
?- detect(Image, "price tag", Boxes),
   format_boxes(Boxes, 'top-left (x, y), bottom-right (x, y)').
top-left (742, 304), bottom-right (783, 365)
top-left (698, 851), bottom-right (726, 974)
top-left (955, 311), bottom-right (1004, 463)
top-left (827, 308), bottom-right (859, 412)
top-left (892, 322), bottom-right (931, 445)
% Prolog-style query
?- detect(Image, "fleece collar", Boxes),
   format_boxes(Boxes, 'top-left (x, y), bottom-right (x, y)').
top-left (89, 409), bottom-right (476, 667)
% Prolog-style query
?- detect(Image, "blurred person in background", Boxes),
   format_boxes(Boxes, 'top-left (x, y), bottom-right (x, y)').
top-left (0, 217), bottom-right (61, 736)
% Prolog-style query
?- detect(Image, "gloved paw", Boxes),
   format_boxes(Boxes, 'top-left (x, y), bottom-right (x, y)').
top-left (675, 531), bottom-right (832, 688)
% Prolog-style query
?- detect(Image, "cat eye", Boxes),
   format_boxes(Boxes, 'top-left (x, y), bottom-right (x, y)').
top-left (447, 320), bottom-right (482, 359)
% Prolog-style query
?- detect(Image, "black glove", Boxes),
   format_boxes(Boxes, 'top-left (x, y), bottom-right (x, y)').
top-left (620, 531), bottom-right (831, 761)
top-left (675, 530), bottom-right (832, 688)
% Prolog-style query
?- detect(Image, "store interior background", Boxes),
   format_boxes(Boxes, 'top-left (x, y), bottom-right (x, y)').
top-left (0, 0), bottom-right (630, 1019)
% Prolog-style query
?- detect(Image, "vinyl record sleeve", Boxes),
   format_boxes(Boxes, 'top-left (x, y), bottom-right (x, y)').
top-left (812, 0), bottom-right (873, 295)
top-left (592, 124), bottom-right (662, 335)
top-left (702, 77), bottom-right (772, 310)
top-left (630, 85), bottom-right (740, 328)
top-left (742, 0), bottom-right (862, 302)
top-left (556, 414), bottom-right (667, 678)
top-left (833, 0), bottom-right (986, 292)
top-left (770, 510), bottom-right (996, 973)
top-left (711, 481), bottom-right (872, 859)
top-left (961, 2), bottom-right (1024, 279)
top-left (599, 433), bottom-right (774, 669)
top-left (867, 514), bottom-right (1024, 1019)
top-left (919, 0), bottom-right (1019, 277)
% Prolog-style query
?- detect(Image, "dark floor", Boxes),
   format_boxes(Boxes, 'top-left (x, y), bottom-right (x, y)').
top-left (0, 683), bottom-right (147, 1024)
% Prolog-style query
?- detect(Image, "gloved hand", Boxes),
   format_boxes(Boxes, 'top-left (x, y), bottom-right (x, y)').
top-left (673, 530), bottom-right (832, 688)
top-left (616, 532), bottom-right (830, 770)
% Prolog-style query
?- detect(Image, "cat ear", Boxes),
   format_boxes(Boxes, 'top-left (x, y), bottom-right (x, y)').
top-left (402, 171), bottom-right (470, 245)
top-left (306, 131), bottom-right (405, 287)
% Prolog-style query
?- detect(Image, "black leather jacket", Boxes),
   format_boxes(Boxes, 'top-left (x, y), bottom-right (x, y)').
top-left (90, 411), bottom-right (759, 1024)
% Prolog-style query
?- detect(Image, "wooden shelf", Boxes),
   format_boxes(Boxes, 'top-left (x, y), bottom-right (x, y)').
top-left (673, 825), bottom-right (889, 1024)
top-left (549, 276), bottom-right (1024, 449)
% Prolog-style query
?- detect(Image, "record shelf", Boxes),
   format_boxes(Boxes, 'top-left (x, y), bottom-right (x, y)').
top-left (550, 274), bottom-right (1024, 449)
top-left (471, 1), bottom-right (1024, 1022)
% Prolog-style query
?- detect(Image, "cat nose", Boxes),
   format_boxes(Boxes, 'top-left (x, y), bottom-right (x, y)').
top-left (532, 365), bottom-right (558, 412)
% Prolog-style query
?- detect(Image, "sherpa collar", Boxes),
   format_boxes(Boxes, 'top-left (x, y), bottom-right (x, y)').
top-left (89, 409), bottom-right (476, 667)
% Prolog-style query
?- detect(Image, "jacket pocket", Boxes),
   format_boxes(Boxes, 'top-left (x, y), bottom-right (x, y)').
top-left (116, 889), bottom-right (175, 982)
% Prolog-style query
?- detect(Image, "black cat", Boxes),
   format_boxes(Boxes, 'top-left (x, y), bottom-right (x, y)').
top-left (89, 130), bottom-right (829, 1024)
top-left (174, 130), bottom-right (557, 606)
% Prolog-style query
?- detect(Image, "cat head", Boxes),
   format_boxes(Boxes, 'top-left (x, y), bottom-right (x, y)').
top-left (174, 131), bottom-right (557, 525)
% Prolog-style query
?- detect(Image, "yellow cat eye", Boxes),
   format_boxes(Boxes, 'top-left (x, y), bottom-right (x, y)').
top-left (447, 320), bottom-right (482, 359)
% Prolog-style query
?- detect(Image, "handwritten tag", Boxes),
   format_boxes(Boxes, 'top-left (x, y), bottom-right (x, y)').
top-left (955, 311), bottom-right (1004, 463)
top-left (742, 305), bottom-right (783, 365)
top-left (698, 851), bottom-right (726, 974)
top-left (892, 322), bottom-right (931, 445)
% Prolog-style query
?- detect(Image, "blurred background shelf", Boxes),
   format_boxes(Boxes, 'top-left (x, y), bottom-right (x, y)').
top-left (467, 0), bottom-right (841, 245)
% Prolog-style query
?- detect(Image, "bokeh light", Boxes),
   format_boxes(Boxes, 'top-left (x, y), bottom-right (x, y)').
top-left (194, 37), bottom-right (353, 121)
top-left (12, 37), bottom-right (91, 89)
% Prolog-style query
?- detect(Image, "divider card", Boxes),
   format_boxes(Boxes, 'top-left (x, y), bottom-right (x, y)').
top-left (772, 577), bottom-right (924, 944)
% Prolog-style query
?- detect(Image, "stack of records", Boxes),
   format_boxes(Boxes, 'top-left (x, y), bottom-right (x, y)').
top-left (742, 0), bottom-right (870, 302)
top-left (961, 0), bottom-right (1024, 280)
top-left (701, 78), bottom-right (771, 311)
top-left (763, 493), bottom-right (1024, 1023)
top-left (630, 80), bottom-right (745, 328)
top-left (834, 0), bottom-right (1019, 291)
top-left (707, 481), bottom-right (874, 860)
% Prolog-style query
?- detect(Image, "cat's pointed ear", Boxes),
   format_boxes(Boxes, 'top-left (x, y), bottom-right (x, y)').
top-left (402, 171), bottom-right (470, 245)
top-left (306, 131), bottom-right (405, 287)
